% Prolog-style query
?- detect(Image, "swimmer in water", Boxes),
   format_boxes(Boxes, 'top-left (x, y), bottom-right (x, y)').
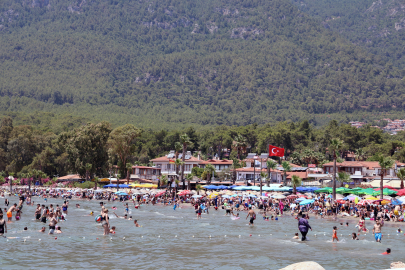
top-left (38, 227), bottom-right (46, 233)
top-left (397, 228), bottom-right (402, 233)
top-left (134, 220), bottom-right (141, 227)
top-left (56, 226), bottom-right (62, 234)
top-left (0, 213), bottom-right (7, 236)
top-left (352, 233), bottom-right (359, 240)
top-left (382, 248), bottom-right (391, 255)
top-left (90, 211), bottom-right (94, 216)
top-left (48, 212), bottom-right (57, 235)
top-left (128, 216), bottom-right (133, 220)
top-left (76, 204), bottom-right (80, 208)
top-left (6, 203), bottom-right (17, 221)
top-left (332, 226), bottom-right (339, 242)
top-left (110, 226), bottom-right (116, 234)
top-left (293, 233), bottom-right (299, 239)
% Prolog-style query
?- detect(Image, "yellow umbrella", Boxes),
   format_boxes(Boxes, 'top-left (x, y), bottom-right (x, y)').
top-left (364, 196), bottom-right (378, 200)
top-left (381, 199), bottom-right (391, 205)
top-left (100, 178), bottom-right (110, 182)
top-left (209, 192), bottom-right (219, 199)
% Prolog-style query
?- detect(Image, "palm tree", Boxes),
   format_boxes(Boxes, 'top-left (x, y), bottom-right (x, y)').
top-left (85, 163), bottom-right (92, 182)
top-left (174, 142), bottom-right (182, 159)
top-left (233, 134), bottom-right (247, 159)
top-left (174, 179), bottom-right (180, 196)
top-left (186, 174), bottom-right (193, 190)
top-left (396, 167), bottom-right (405, 190)
top-left (174, 158), bottom-right (184, 182)
top-left (378, 156), bottom-right (394, 199)
top-left (337, 172), bottom-right (350, 187)
top-left (180, 134), bottom-right (192, 190)
top-left (126, 162), bottom-right (133, 185)
top-left (160, 174), bottom-right (168, 191)
top-left (329, 138), bottom-right (344, 200)
top-left (291, 175), bottom-right (302, 194)
top-left (281, 161), bottom-right (292, 186)
top-left (204, 164), bottom-right (216, 184)
top-left (266, 159), bottom-right (277, 186)
top-left (355, 148), bottom-right (365, 161)
top-left (93, 177), bottom-right (99, 190)
top-left (40, 172), bottom-right (47, 186)
top-left (230, 158), bottom-right (241, 184)
top-left (196, 184), bottom-right (202, 195)
top-left (259, 171), bottom-right (267, 195)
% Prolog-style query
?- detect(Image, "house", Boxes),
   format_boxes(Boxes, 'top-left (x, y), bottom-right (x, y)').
top-left (150, 151), bottom-right (201, 176)
top-left (322, 161), bottom-right (405, 183)
top-left (131, 166), bottom-right (161, 181)
top-left (199, 159), bottom-right (233, 172)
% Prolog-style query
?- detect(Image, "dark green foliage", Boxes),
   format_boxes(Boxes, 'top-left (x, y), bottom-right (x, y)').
top-left (0, 0), bottom-right (405, 129)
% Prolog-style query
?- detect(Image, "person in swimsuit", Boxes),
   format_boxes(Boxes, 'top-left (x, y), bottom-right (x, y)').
top-left (357, 216), bottom-right (366, 233)
top-left (62, 201), bottom-right (68, 215)
top-left (7, 204), bottom-right (17, 221)
top-left (48, 212), bottom-right (57, 234)
top-left (373, 218), bottom-right (383, 243)
top-left (246, 207), bottom-right (255, 226)
top-left (101, 209), bottom-right (110, 235)
top-left (35, 204), bottom-right (41, 220)
top-left (332, 226), bottom-right (339, 242)
top-left (0, 213), bottom-right (7, 236)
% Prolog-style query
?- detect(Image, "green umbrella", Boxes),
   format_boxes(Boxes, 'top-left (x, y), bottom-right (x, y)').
top-left (314, 187), bottom-right (332, 193)
top-left (354, 188), bottom-right (375, 195)
top-left (336, 187), bottom-right (352, 194)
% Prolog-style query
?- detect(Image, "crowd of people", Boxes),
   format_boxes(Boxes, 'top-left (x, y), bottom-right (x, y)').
top-left (0, 185), bottom-right (403, 255)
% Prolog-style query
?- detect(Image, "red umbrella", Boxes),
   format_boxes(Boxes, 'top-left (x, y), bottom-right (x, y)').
top-left (383, 185), bottom-right (395, 189)
top-left (357, 200), bottom-right (372, 206)
top-left (396, 189), bottom-right (405, 196)
top-left (287, 195), bottom-right (298, 199)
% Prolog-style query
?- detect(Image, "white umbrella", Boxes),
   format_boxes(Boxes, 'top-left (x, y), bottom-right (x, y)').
top-left (272, 194), bottom-right (286, 199)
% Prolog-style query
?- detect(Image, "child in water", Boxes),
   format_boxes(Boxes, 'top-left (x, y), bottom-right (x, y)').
top-left (110, 226), bottom-right (116, 234)
top-left (382, 248), bottom-right (391, 255)
top-left (293, 233), bottom-right (299, 239)
top-left (332, 226), bottom-right (339, 242)
top-left (352, 233), bottom-right (359, 240)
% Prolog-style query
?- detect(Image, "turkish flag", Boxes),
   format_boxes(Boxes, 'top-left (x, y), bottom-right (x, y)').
top-left (268, 145), bottom-right (285, 157)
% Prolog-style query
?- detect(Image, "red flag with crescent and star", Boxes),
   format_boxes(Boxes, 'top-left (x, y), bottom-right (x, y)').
top-left (268, 145), bottom-right (285, 157)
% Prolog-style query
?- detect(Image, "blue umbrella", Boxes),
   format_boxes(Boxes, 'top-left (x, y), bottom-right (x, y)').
top-left (233, 186), bottom-right (248, 190)
top-left (119, 184), bottom-right (129, 188)
top-left (103, 184), bottom-right (116, 188)
top-left (205, 185), bottom-right (219, 190)
top-left (217, 185), bottom-right (229, 190)
top-left (295, 197), bottom-right (306, 202)
top-left (115, 192), bottom-right (128, 195)
top-left (299, 199), bottom-right (315, 206)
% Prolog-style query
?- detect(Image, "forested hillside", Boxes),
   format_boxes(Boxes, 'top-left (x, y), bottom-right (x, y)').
top-left (1, 0), bottom-right (405, 130)
top-left (292, 0), bottom-right (405, 68)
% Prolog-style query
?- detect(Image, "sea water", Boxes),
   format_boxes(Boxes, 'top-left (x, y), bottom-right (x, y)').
top-left (1, 196), bottom-right (402, 269)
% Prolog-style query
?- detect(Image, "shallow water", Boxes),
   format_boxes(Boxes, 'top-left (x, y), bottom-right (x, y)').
top-left (1, 196), bottom-right (403, 269)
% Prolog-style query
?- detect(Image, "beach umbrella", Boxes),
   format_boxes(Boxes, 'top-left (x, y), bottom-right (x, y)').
top-left (222, 195), bottom-right (231, 199)
top-left (396, 189), bottom-right (405, 196)
top-left (364, 196), bottom-right (378, 200)
top-left (287, 194), bottom-right (298, 199)
top-left (383, 185), bottom-right (395, 189)
top-left (155, 190), bottom-right (166, 197)
top-left (295, 197), bottom-right (306, 202)
top-left (249, 186), bottom-right (260, 191)
top-left (299, 199), bottom-right (315, 206)
top-left (192, 195), bottom-right (202, 199)
top-left (272, 194), bottom-right (286, 199)
top-left (233, 186), bottom-right (249, 191)
top-left (119, 184), bottom-right (129, 188)
top-left (314, 187), bottom-right (332, 193)
top-left (357, 200), bottom-right (370, 206)
top-left (217, 185), bottom-right (229, 190)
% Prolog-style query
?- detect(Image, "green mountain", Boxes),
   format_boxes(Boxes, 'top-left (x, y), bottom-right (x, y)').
top-left (291, 0), bottom-right (405, 68)
top-left (1, 0), bottom-right (405, 131)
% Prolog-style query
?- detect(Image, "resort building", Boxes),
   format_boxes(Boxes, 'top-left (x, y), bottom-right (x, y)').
top-left (150, 151), bottom-right (201, 176)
